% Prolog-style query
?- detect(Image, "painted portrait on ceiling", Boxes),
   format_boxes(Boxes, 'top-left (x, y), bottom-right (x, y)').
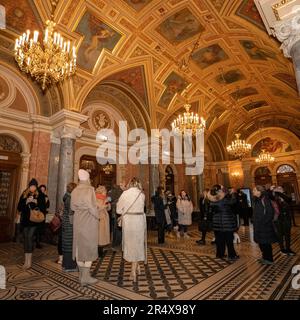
top-left (230, 87), bottom-right (258, 100)
top-left (252, 137), bottom-right (292, 157)
top-left (158, 72), bottom-right (188, 109)
top-left (156, 8), bottom-right (204, 44)
top-left (243, 100), bottom-right (268, 111)
top-left (192, 44), bottom-right (229, 69)
top-left (216, 69), bottom-right (246, 84)
top-left (123, 0), bottom-right (152, 11)
top-left (76, 11), bottom-right (122, 72)
top-left (0, 0), bottom-right (42, 33)
top-left (240, 40), bottom-right (276, 60)
top-left (236, 0), bottom-right (265, 30)
top-left (273, 73), bottom-right (297, 91)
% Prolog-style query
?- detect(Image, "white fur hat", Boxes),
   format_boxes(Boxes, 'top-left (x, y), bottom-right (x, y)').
top-left (78, 169), bottom-right (90, 181)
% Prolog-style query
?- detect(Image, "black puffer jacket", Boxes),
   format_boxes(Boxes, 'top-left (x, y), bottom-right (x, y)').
top-left (253, 194), bottom-right (278, 244)
top-left (208, 191), bottom-right (237, 232)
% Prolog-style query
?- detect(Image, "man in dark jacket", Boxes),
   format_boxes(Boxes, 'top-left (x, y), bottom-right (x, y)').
top-left (274, 186), bottom-right (296, 256)
top-left (108, 182), bottom-right (125, 251)
top-left (237, 189), bottom-right (249, 226)
top-left (253, 185), bottom-right (278, 265)
top-left (208, 185), bottom-right (239, 261)
top-left (152, 187), bottom-right (166, 244)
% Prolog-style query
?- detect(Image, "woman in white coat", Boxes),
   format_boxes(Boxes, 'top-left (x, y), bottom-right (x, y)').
top-left (116, 177), bottom-right (146, 282)
top-left (176, 190), bottom-right (193, 239)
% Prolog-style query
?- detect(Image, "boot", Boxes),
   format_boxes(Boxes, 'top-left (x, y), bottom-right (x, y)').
top-left (80, 267), bottom-right (98, 286)
top-left (23, 253), bottom-right (32, 270)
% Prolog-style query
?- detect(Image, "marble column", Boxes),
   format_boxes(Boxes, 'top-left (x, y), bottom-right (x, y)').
top-left (47, 134), bottom-right (60, 214)
top-left (273, 15), bottom-right (300, 94)
top-left (242, 162), bottom-right (252, 188)
top-left (149, 164), bottom-right (160, 198)
top-left (56, 126), bottom-right (82, 210)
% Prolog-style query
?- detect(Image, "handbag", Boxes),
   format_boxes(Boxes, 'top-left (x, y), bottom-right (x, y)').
top-left (49, 214), bottom-right (61, 233)
top-left (117, 191), bottom-right (142, 227)
top-left (29, 208), bottom-right (45, 223)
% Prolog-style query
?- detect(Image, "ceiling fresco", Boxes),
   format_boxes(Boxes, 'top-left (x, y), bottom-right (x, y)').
top-left (0, 0), bottom-right (300, 159)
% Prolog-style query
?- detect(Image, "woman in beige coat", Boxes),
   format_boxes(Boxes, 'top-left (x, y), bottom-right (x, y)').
top-left (116, 178), bottom-right (146, 283)
top-left (71, 169), bottom-right (99, 286)
top-left (176, 190), bottom-right (194, 239)
top-left (95, 186), bottom-right (111, 257)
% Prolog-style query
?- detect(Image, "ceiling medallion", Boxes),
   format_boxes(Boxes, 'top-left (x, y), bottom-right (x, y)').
top-left (14, 0), bottom-right (76, 90)
top-left (227, 133), bottom-right (252, 159)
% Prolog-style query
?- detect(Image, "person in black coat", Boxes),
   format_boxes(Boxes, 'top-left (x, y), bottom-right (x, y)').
top-left (253, 185), bottom-right (278, 265)
top-left (166, 192), bottom-right (178, 230)
top-left (273, 186), bottom-right (296, 256)
top-left (152, 187), bottom-right (166, 244)
top-left (17, 178), bottom-right (47, 269)
top-left (35, 185), bottom-right (50, 249)
top-left (197, 189), bottom-right (212, 245)
top-left (208, 185), bottom-right (239, 261)
top-left (237, 189), bottom-right (249, 226)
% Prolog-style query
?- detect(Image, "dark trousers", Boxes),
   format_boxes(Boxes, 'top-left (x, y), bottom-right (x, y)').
top-left (201, 230), bottom-right (207, 241)
top-left (259, 243), bottom-right (273, 262)
top-left (276, 218), bottom-right (291, 251)
top-left (112, 217), bottom-right (122, 248)
top-left (62, 252), bottom-right (77, 271)
top-left (158, 221), bottom-right (165, 244)
top-left (179, 224), bottom-right (188, 233)
top-left (215, 231), bottom-right (237, 258)
top-left (35, 222), bottom-right (45, 245)
top-left (57, 227), bottom-right (62, 255)
top-left (23, 226), bottom-right (37, 253)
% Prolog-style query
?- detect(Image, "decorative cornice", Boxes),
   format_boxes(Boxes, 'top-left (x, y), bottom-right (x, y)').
top-left (273, 14), bottom-right (300, 57)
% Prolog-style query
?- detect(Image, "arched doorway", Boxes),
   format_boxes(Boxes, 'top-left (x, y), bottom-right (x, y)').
top-left (165, 165), bottom-right (174, 194)
top-left (276, 164), bottom-right (299, 203)
top-left (79, 155), bottom-right (116, 190)
top-left (254, 167), bottom-right (272, 186)
top-left (0, 135), bottom-right (22, 241)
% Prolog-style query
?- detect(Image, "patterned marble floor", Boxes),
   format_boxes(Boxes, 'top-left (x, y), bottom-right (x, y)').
top-left (0, 220), bottom-right (300, 300)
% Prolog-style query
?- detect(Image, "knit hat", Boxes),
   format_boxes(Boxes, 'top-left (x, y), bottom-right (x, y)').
top-left (78, 169), bottom-right (90, 181)
top-left (28, 178), bottom-right (38, 187)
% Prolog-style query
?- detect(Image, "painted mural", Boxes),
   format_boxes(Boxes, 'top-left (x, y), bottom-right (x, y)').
top-left (192, 44), bottom-right (229, 69)
top-left (230, 87), bottom-right (258, 100)
top-left (240, 40), bottom-right (276, 60)
top-left (270, 86), bottom-right (294, 99)
top-left (123, 0), bottom-right (152, 11)
top-left (156, 8), bottom-right (204, 44)
top-left (158, 72), bottom-right (188, 109)
top-left (1, 0), bottom-right (42, 33)
top-left (273, 73), bottom-right (297, 91)
top-left (252, 137), bottom-right (292, 157)
top-left (235, 0), bottom-right (265, 30)
top-left (76, 11), bottom-right (122, 72)
top-left (243, 100), bottom-right (268, 111)
top-left (216, 69), bottom-right (246, 84)
top-left (106, 66), bottom-right (148, 108)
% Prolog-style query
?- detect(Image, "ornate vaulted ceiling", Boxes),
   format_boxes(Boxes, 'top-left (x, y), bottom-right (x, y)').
top-left (1, 0), bottom-right (300, 161)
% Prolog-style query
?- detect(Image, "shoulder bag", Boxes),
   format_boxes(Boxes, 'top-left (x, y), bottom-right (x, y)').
top-left (117, 191), bottom-right (142, 227)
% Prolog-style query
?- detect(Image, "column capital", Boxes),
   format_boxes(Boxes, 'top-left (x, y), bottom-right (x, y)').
top-left (52, 126), bottom-right (83, 141)
top-left (273, 14), bottom-right (300, 57)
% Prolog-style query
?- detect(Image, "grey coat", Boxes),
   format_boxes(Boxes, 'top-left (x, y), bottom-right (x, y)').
top-left (71, 181), bottom-right (99, 262)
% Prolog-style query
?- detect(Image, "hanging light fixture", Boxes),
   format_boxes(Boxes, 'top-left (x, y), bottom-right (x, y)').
top-left (227, 133), bottom-right (251, 159)
top-left (171, 101), bottom-right (206, 135)
top-left (14, 0), bottom-right (76, 90)
top-left (255, 150), bottom-right (275, 164)
top-left (102, 164), bottom-right (113, 175)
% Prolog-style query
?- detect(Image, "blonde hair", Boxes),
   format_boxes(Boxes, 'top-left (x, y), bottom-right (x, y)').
top-left (128, 177), bottom-right (142, 190)
top-left (96, 185), bottom-right (107, 194)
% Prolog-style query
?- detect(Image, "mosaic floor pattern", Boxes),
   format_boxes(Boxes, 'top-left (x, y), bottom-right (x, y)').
top-left (0, 221), bottom-right (300, 300)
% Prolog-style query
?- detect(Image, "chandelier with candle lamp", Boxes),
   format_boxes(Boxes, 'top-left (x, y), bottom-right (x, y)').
top-left (227, 133), bottom-right (251, 159)
top-left (14, 0), bottom-right (76, 90)
top-left (255, 150), bottom-right (275, 164)
top-left (102, 164), bottom-right (114, 175)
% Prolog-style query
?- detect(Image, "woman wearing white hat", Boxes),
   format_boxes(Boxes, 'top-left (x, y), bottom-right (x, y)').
top-left (71, 169), bottom-right (99, 286)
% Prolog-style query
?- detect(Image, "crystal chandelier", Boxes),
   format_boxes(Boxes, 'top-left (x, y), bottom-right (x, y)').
top-left (14, 1), bottom-right (76, 90)
top-left (171, 102), bottom-right (206, 135)
top-left (255, 150), bottom-right (275, 164)
top-left (227, 133), bottom-right (251, 159)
